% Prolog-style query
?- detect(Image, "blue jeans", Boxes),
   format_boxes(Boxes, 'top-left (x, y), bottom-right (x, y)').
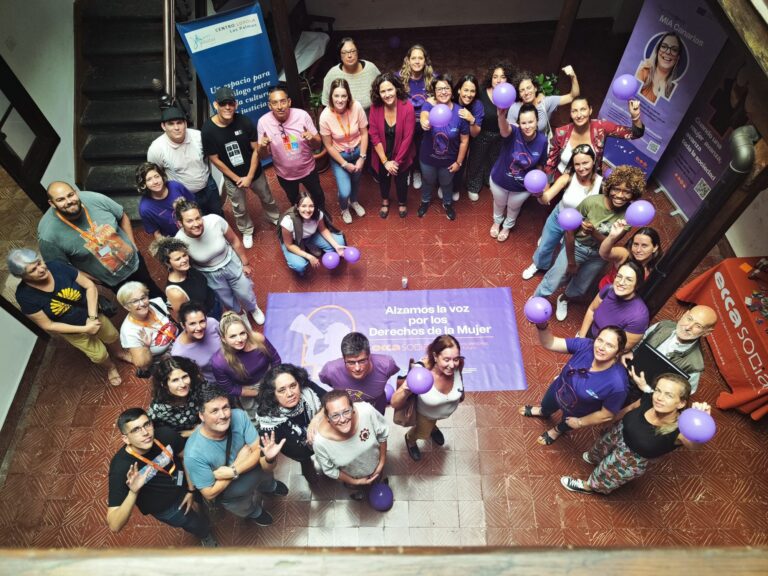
top-left (219, 466), bottom-right (277, 519)
top-left (533, 203), bottom-right (565, 271)
top-left (281, 231), bottom-right (346, 276)
top-left (152, 495), bottom-right (210, 539)
top-left (420, 162), bottom-right (455, 206)
top-left (193, 175), bottom-right (225, 218)
top-left (201, 252), bottom-right (258, 313)
top-left (540, 378), bottom-right (576, 435)
top-left (533, 239), bottom-right (606, 299)
top-left (330, 147), bottom-right (362, 210)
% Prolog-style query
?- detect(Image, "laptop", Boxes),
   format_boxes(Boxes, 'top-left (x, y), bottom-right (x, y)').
top-left (626, 341), bottom-right (689, 387)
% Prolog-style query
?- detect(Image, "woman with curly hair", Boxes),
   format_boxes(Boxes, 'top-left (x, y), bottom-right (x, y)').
top-left (533, 165), bottom-right (647, 321)
top-left (255, 363), bottom-right (327, 481)
top-left (136, 161), bottom-right (194, 240)
top-left (397, 44), bottom-right (435, 189)
top-left (368, 72), bottom-right (415, 218)
top-left (149, 236), bottom-right (222, 320)
top-left (148, 355), bottom-right (206, 436)
top-left (635, 33), bottom-right (684, 104)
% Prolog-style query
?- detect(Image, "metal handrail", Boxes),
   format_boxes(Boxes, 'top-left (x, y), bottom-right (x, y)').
top-left (163, 0), bottom-right (176, 101)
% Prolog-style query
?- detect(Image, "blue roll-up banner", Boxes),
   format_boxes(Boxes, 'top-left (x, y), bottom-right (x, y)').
top-left (177, 3), bottom-right (276, 127)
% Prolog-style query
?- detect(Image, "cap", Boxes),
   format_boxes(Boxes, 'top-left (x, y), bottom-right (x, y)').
top-left (160, 107), bottom-right (186, 122)
top-left (214, 87), bottom-right (237, 104)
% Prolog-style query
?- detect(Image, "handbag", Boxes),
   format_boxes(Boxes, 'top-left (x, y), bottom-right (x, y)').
top-left (97, 294), bottom-right (118, 317)
top-left (392, 359), bottom-right (420, 427)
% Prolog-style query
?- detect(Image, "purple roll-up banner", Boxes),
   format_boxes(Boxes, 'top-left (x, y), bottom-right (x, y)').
top-left (599, 0), bottom-right (726, 175)
top-left (264, 288), bottom-right (527, 392)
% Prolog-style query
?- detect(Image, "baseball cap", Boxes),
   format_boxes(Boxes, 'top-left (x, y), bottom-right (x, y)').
top-left (214, 87), bottom-right (237, 104)
top-left (160, 107), bottom-right (186, 122)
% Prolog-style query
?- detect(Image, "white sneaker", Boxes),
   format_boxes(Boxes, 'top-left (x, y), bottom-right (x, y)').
top-left (240, 312), bottom-right (252, 330)
top-left (437, 187), bottom-right (443, 199)
top-left (555, 294), bottom-right (569, 321)
top-left (522, 262), bottom-right (538, 280)
top-left (468, 191), bottom-right (479, 202)
top-left (252, 306), bottom-right (266, 326)
top-left (341, 209), bottom-right (352, 224)
top-left (242, 234), bottom-right (253, 249)
top-left (452, 191), bottom-right (459, 202)
top-left (413, 171), bottom-right (422, 189)
top-left (350, 202), bottom-right (366, 217)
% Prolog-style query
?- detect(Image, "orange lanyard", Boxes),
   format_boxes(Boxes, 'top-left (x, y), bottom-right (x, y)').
top-left (126, 440), bottom-right (176, 476)
top-left (55, 205), bottom-right (102, 245)
top-left (334, 110), bottom-right (351, 141)
top-left (128, 307), bottom-right (177, 342)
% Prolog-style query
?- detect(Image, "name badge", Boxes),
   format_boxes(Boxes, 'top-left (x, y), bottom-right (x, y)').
top-left (176, 470), bottom-right (185, 486)
top-left (98, 245), bottom-right (112, 257)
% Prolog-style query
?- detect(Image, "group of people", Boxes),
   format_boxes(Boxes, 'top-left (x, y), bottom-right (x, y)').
top-left (10, 36), bottom-right (722, 546)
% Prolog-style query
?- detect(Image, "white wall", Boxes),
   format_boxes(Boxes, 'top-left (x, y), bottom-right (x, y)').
top-left (0, 0), bottom-right (76, 186)
top-left (0, 307), bottom-right (36, 429)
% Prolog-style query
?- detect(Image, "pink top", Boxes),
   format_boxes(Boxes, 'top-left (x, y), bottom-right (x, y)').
top-left (257, 108), bottom-right (317, 180)
top-left (367, 99), bottom-right (416, 172)
top-left (319, 101), bottom-right (368, 152)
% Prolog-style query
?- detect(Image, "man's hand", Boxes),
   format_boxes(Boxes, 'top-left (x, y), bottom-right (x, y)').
top-left (236, 175), bottom-right (253, 189)
top-left (126, 463), bottom-right (150, 494)
top-left (84, 317), bottom-right (102, 335)
top-left (178, 492), bottom-right (195, 515)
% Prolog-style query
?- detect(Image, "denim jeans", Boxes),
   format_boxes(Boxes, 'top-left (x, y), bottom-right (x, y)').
top-left (540, 377), bottom-right (576, 435)
top-left (330, 147), bottom-right (362, 210)
top-left (490, 176), bottom-right (529, 229)
top-left (201, 252), bottom-right (258, 313)
top-left (281, 231), bottom-right (346, 276)
top-left (152, 494), bottom-right (210, 539)
top-left (532, 202), bottom-right (565, 271)
top-left (533, 239), bottom-right (606, 299)
top-left (219, 466), bottom-right (277, 519)
top-left (193, 174), bottom-right (225, 218)
top-left (420, 162), bottom-right (455, 206)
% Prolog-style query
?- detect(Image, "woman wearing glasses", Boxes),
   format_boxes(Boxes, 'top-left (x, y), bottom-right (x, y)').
top-left (533, 165), bottom-right (646, 321)
top-left (636, 33), bottom-right (684, 104)
top-left (312, 390), bottom-right (389, 500)
top-left (520, 323), bottom-right (629, 446)
top-left (321, 38), bottom-right (381, 112)
top-left (391, 335), bottom-right (465, 462)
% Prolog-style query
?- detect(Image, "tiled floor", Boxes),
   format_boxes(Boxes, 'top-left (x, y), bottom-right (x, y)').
top-left (2, 21), bottom-right (768, 549)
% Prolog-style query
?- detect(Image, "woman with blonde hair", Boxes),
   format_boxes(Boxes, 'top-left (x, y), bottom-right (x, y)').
top-left (211, 312), bottom-right (281, 412)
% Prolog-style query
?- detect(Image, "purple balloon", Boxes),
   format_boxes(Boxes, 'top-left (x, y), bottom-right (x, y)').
top-left (492, 82), bottom-right (517, 108)
top-left (321, 252), bottom-right (340, 270)
top-left (524, 169), bottom-right (547, 194)
top-left (603, 167), bottom-right (613, 178)
top-left (557, 207), bottom-right (583, 231)
top-left (428, 104), bottom-right (452, 128)
top-left (343, 246), bottom-right (361, 263)
top-left (624, 200), bottom-right (656, 227)
top-left (368, 482), bottom-right (394, 512)
top-left (678, 408), bottom-right (716, 443)
top-left (524, 297), bottom-right (552, 323)
top-left (388, 36), bottom-right (401, 49)
top-left (384, 383), bottom-right (395, 403)
top-left (406, 366), bottom-right (434, 395)
top-left (612, 74), bottom-right (639, 100)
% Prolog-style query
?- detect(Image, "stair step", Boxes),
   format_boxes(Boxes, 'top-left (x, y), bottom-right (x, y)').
top-left (83, 58), bottom-right (190, 95)
top-left (82, 132), bottom-right (157, 162)
top-left (82, 0), bottom-right (190, 22)
top-left (81, 98), bottom-right (163, 128)
top-left (83, 22), bottom-right (164, 56)
top-left (83, 165), bottom-right (142, 218)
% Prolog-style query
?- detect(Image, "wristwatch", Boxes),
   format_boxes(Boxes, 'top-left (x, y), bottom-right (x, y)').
top-left (231, 466), bottom-right (239, 480)
top-left (360, 154), bottom-right (367, 159)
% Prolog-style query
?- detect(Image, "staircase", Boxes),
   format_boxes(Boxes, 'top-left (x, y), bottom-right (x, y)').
top-left (76, 0), bottom-right (195, 218)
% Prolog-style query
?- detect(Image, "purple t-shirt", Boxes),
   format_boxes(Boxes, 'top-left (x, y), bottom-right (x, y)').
top-left (490, 124), bottom-right (548, 192)
top-left (170, 318), bottom-right (221, 383)
top-left (211, 338), bottom-right (281, 396)
top-left (138, 181), bottom-right (194, 236)
top-left (319, 354), bottom-right (400, 414)
top-left (558, 338), bottom-right (629, 417)
top-left (419, 102), bottom-right (470, 168)
top-left (591, 286), bottom-right (650, 338)
top-left (459, 99), bottom-right (485, 133)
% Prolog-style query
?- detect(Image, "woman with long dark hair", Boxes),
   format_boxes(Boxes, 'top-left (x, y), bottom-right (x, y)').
top-left (148, 355), bottom-right (206, 436)
top-left (598, 221), bottom-right (663, 290)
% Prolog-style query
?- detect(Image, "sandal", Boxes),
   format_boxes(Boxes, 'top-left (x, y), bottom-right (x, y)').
top-left (490, 222), bottom-right (501, 238)
top-left (497, 227), bottom-right (511, 242)
top-left (398, 204), bottom-right (408, 218)
top-left (107, 366), bottom-right (122, 387)
top-left (519, 405), bottom-right (546, 418)
top-left (537, 429), bottom-right (561, 446)
top-left (379, 202), bottom-right (390, 219)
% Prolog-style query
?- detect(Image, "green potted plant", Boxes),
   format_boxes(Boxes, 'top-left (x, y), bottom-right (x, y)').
top-left (301, 72), bottom-right (329, 173)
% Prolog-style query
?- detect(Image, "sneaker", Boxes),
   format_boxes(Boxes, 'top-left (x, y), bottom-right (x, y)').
top-left (445, 205), bottom-right (456, 221)
top-left (350, 202), bottom-right (366, 217)
top-left (560, 476), bottom-right (593, 494)
top-left (452, 191), bottom-right (459, 202)
top-left (582, 451), bottom-right (595, 465)
top-left (555, 294), bottom-right (568, 321)
top-left (267, 480), bottom-right (289, 497)
top-left (248, 509), bottom-right (274, 526)
top-left (430, 426), bottom-right (445, 446)
top-left (200, 533), bottom-right (219, 547)
top-left (437, 187), bottom-right (443, 199)
top-left (413, 171), bottom-right (422, 189)
top-left (242, 234), bottom-right (253, 249)
top-left (417, 202), bottom-right (430, 218)
top-left (252, 306), bottom-right (266, 326)
top-left (341, 209), bottom-right (352, 224)
top-left (522, 262), bottom-right (539, 280)
top-left (468, 191), bottom-right (479, 202)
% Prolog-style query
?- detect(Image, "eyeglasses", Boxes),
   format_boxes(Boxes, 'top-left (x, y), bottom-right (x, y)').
top-left (328, 408), bottom-right (354, 423)
top-left (435, 87), bottom-right (451, 93)
top-left (127, 295), bottom-right (149, 307)
top-left (659, 43), bottom-right (680, 55)
top-left (127, 420), bottom-right (154, 435)
top-left (341, 49), bottom-right (357, 56)
top-left (344, 356), bottom-right (370, 367)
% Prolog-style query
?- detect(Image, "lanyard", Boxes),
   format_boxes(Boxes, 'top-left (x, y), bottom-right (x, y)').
top-left (54, 205), bottom-right (102, 245)
top-left (126, 440), bottom-right (176, 476)
top-left (333, 110), bottom-right (351, 141)
top-left (128, 307), bottom-right (177, 343)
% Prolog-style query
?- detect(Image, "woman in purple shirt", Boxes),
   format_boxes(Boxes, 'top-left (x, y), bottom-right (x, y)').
top-left (452, 74), bottom-right (484, 202)
top-left (417, 73), bottom-right (470, 221)
top-left (136, 162), bottom-right (194, 240)
top-left (211, 312), bottom-right (281, 415)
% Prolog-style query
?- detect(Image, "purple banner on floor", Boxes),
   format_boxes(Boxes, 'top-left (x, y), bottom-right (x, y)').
top-left (264, 288), bottom-right (526, 392)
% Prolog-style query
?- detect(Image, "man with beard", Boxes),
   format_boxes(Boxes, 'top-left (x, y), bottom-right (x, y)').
top-left (37, 182), bottom-right (162, 297)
